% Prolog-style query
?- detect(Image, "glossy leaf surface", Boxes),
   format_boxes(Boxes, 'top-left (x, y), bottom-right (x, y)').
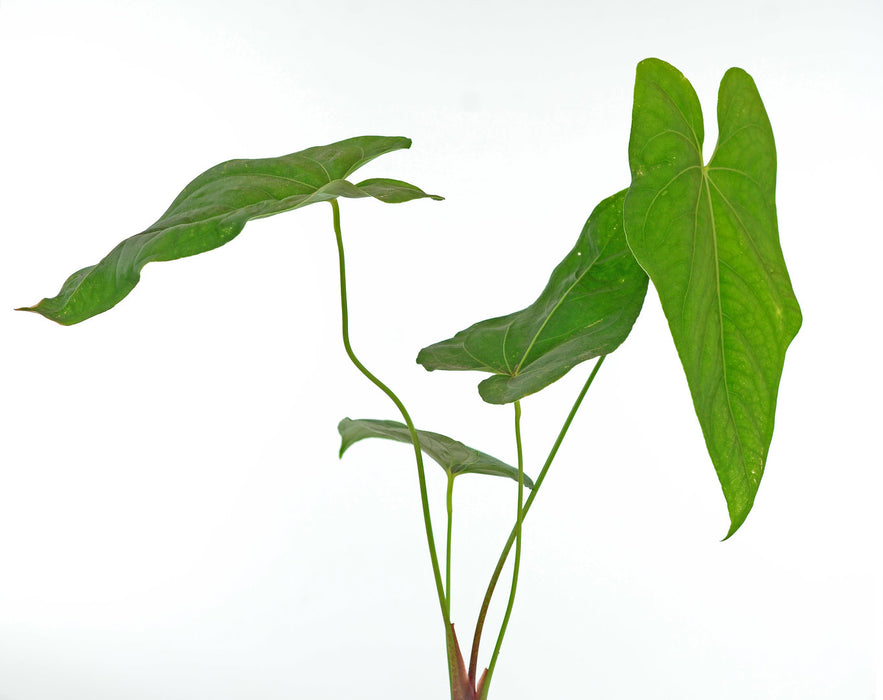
top-left (338, 418), bottom-right (534, 487)
top-left (417, 190), bottom-right (648, 403)
top-left (19, 136), bottom-right (442, 325)
top-left (623, 59), bottom-right (802, 537)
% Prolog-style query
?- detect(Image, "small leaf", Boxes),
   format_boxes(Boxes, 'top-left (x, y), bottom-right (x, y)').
top-left (19, 136), bottom-right (442, 325)
top-left (417, 190), bottom-right (648, 403)
top-left (338, 418), bottom-right (533, 488)
top-left (623, 59), bottom-right (802, 537)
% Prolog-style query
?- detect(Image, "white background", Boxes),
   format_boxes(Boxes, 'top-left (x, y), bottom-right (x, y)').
top-left (0, 1), bottom-right (880, 698)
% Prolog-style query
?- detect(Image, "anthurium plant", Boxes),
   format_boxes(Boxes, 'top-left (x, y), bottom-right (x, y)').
top-left (19, 58), bottom-right (801, 699)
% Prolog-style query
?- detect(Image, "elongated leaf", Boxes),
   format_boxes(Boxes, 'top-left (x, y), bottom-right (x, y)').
top-left (623, 59), bottom-right (802, 537)
top-left (19, 136), bottom-right (442, 325)
top-left (338, 418), bottom-right (533, 487)
top-left (417, 190), bottom-right (648, 403)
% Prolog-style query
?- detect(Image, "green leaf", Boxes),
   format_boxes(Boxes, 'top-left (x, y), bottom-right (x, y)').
top-left (623, 59), bottom-right (802, 537)
top-left (19, 136), bottom-right (442, 325)
top-left (338, 418), bottom-right (534, 488)
top-left (416, 190), bottom-right (648, 403)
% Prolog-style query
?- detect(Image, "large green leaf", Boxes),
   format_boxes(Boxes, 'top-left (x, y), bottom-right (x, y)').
top-left (338, 418), bottom-right (534, 488)
top-left (416, 190), bottom-right (648, 404)
top-left (19, 136), bottom-right (442, 325)
top-left (623, 59), bottom-right (802, 537)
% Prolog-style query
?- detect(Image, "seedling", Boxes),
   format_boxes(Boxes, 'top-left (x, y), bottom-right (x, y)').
top-left (19, 59), bottom-right (801, 699)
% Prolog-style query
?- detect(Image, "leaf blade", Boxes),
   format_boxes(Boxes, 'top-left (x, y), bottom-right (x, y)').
top-left (338, 418), bottom-right (534, 488)
top-left (19, 136), bottom-right (442, 325)
top-left (623, 59), bottom-right (802, 537)
top-left (417, 190), bottom-right (649, 403)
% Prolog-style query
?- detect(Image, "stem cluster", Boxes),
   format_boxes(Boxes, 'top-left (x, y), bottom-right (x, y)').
top-left (330, 199), bottom-right (606, 700)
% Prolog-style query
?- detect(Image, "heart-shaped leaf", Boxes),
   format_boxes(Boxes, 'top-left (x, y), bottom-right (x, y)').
top-left (416, 190), bottom-right (648, 403)
top-left (19, 136), bottom-right (442, 325)
top-left (338, 418), bottom-right (533, 487)
top-left (623, 59), bottom-right (802, 537)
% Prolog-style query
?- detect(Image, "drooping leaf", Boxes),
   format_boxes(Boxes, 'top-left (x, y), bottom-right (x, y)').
top-left (338, 418), bottom-right (533, 488)
top-left (623, 59), bottom-right (802, 537)
top-left (19, 136), bottom-right (442, 325)
top-left (416, 190), bottom-right (648, 404)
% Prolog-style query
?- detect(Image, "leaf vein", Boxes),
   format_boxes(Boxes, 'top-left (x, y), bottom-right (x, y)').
top-left (703, 173), bottom-right (750, 489)
top-left (511, 234), bottom-right (609, 375)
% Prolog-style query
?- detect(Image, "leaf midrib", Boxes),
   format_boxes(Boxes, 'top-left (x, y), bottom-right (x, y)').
top-left (645, 83), bottom-right (766, 500)
top-left (155, 180), bottom-right (362, 233)
top-left (651, 82), bottom-right (751, 495)
top-left (508, 240), bottom-right (609, 376)
top-left (700, 165), bottom-right (751, 491)
top-left (651, 81), bottom-right (753, 495)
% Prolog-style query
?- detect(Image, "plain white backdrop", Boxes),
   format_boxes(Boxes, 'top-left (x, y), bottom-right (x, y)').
top-left (1, 1), bottom-right (880, 698)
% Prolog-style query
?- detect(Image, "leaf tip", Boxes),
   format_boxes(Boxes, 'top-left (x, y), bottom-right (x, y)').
top-left (337, 418), bottom-right (353, 459)
top-left (721, 506), bottom-right (752, 541)
top-left (414, 348), bottom-right (434, 371)
top-left (15, 303), bottom-right (65, 325)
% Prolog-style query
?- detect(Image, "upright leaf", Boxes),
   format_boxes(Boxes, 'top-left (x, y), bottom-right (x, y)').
top-left (19, 136), bottom-right (442, 325)
top-left (338, 418), bottom-right (533, 487)
top-left (417, 190), bottom-right (648, 403)
top-left (623, 59), bottom-right (802, 537)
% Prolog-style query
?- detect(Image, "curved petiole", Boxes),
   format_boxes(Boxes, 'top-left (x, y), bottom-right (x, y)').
top-left (471, 356), bottom-right (606, 692)
top-left (479, 399), bottom-right (526, 698)
top-left (329, 198), bottom-right (452, 651)
top-left (446, 470), bottom-right (455, 615)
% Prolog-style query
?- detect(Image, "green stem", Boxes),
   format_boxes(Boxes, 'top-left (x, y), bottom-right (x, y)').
top-left (446, 471), bottom-right (455, 615)
top-left (480, 400), bottom-right (526, 696)
top-left (330, 199), bottom-right (450, 628)
top-left (470, 356), bottom-right (606, 693)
